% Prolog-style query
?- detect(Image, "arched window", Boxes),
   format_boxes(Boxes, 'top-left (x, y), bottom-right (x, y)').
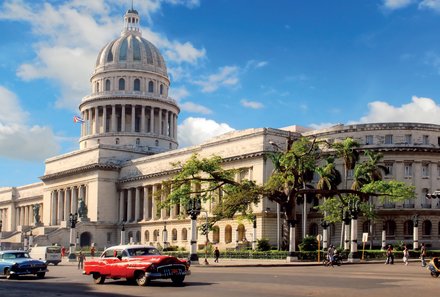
top-left (115, 138), bottom-right (120, 144)
top-left (134, 78), bottom-right (140, 91)
top-left (225, 225), bottom-right (232, 243)
top-left (119, 78), bottom-right (125, 90)
top-left (160, 84), bottom-right (163, 95)
top-left (213, 226), bottom-right (220, 243)
top-left (309, 223), bottom-right (318, 236)
top-left (105, 79), bottom-right (111, 91)
top-left (181, 228), bottom-right (188, 241)
top-left (119, 38), bottom-right (128, 61)
top-left (237, 224), bottom-right (245, 241)
top-left (128, 231), bottom-right (133, 243)
top-left (423, 220), bottom-right (432, 236)
top-left (172, 229), bottom-right (177, 241)
top-left (136, 138), bottom-right (140, 146)
top-left (144, 230), bottom-right (150, 242)
top-left (385, 220), bottom-right (396, 236)
top-left (362, 221), bottom-right (370, 233)
top-left (148, 81), bottom-right (154, 93)
top-left (404, 220), bottom-right (413, 236)
top-left (153, 229), bottom-right (159, 241)
top-left (155, 139), bottom-right (159, 146)
top-left (136, 231), bottom-right (141, 243)
top-left (96, 82), bottom-right (99, 93)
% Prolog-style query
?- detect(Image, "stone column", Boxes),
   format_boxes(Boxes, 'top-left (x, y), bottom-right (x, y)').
top-left (72, 186), bottom-right (78, 214)
top-left (111, 105), bottom-right (117, 132)
top-left (94, 106), bottom-right (99, 134)
top-left (141, 105), bottom-right (146, 133)
top-left (119, 191), bottom-right (125, 222)
top-left (23, 206), bottom-right (28, 226)
top-left (144, 186), bottom-right (151, 220)
top-left (51, 191), bottom-right (57, 225)
top-left (152, 185), bottom-right (157, 220)
top-left (57, 190), bottom-right (63, 225)
top-left (102, 105), bottom-right (107, 133)
top-left (127, 189), bottom-right (133, 222)
top-left (150, 107), bottom-right (155, 134)
top-left (65, 188), bottom-right (71, 216)
top-left (121, 105), bottom-right (126, 132)
top-left (158, 109), bottom-right (163, 135)
top-left (131, 105), bottom-right (136, 132)
top-left (164, 110), bottom-right (169, 136)
top-left (174, 113), bottom-right (178, 140)
top-left (59, 190), bottom-right (65, 222)
top-left (134, 187), bottom-right (140, 221)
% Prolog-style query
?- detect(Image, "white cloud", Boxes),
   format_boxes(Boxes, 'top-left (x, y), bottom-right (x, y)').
top-left (354, 96), bottom-right (440, 124)
top-left (193, 66), bottom-right (240, 93)
top-left (419, 0), bottom-right (440, 11)
top-left (240, 99), bottom-right (264, 109)
top-left (169, 86), bottom-right (190, 101)
top-left (180, 102), bottom-right (212, 114)
top-left (178, 117), bottom-right (235, 147)
top-left (382, 0), bottom-right (415, 9)
top-left (0, 86), bottom-right (59, 160)
top-left (0, 0), bottom-right (206, 110)
top-left (245, 60), bottom-right (268, 71)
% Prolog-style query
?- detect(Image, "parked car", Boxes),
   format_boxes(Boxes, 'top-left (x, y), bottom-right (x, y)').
top-left (29, 245), bottom-right (62, 265)
top-left (83, 245), bottom-right (191, 286)
top-left (0, 250), bottom-right (49, 279)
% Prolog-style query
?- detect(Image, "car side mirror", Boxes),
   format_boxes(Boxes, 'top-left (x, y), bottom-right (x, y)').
top-left (117, 255), bottom-right (122, 261)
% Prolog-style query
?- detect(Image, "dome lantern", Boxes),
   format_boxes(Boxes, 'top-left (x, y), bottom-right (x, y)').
top-left (123, 7), bottom-right (140, 36)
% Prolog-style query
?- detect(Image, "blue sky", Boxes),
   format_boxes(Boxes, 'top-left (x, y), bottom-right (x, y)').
top-left (2, 0), bottom-right (440, 187)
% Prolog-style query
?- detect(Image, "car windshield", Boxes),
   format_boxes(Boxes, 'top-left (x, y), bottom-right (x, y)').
top-left (2, 252), bottom-right (30, 259)
top-left (127, 247), bottom-right (161, 256)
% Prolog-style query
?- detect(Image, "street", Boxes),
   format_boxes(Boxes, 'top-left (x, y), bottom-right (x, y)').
top-left (0, 261), bottom-right (435, 297)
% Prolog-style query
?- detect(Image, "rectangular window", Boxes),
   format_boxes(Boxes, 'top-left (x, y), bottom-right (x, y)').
top-left (423, 135), bottom-right (429, 145)
top-left (365, 135), bottom-right (373, 145)
top-left (422, 164), bottom-right (430, 178)
top-left (385, 163), bottom-right (393, 176)
top-left (405, 134), bottom-right (412, 144)
top-left (347, 169), bottom-right (354, 178)
top-left (404, 163), bottom-right (412, 177)
top-left (385, 134), bottom-right (393, 144)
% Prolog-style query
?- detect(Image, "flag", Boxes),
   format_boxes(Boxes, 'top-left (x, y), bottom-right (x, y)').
top-left (73, 115), bottom-right (85, 123)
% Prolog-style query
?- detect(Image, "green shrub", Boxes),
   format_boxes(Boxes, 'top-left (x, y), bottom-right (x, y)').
top-left (257, 238), bottom-right (271, 251)
top-left (298, 235), bottom-right (318, 252)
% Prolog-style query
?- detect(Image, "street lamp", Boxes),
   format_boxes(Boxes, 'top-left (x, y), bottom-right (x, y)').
top-left (120, 223), bottom-right (126, 245)
top-left (22, 231), bottom-right (28, 251)
top-left (412, 214), bottom-right (419, 250)
top-left (68, 213), bottom-right (78, 262)
top-left (320, 219), bottom-right (330, 250)
top-left (252, 215), bottom-right (257, 250)
top-left (200, 211), bottom-right (210, 265)
top-left (162, 222), bottom-right (168, 249)
top-left (348, 200), bottom-right (361, 263)
top-left (28, 230), bottom-right (34, 248)
top-left (186, 196), bottom-right (201, 263)
top-left (342, 211), bottom-right (351, 250)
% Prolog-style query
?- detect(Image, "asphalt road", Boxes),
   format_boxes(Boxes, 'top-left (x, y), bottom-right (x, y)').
top-left (0, 262), bottom-right (436, 297)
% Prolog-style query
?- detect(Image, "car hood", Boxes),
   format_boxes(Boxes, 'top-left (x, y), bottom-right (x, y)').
top-left (128, 255), bottom-right (186, 265)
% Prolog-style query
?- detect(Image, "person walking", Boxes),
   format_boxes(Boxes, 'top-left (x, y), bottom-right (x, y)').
top-left (385, 245), bottom-right (394, 264)
top-left (77, 251), bottom-right (86, 270)
top-left (214, 247), bottom-right (220, 263)
top-left (403, 245), bottom-right (409, 266)
top-left (421, 243), bottom-right (427, 267)
top-left (90, 246), bottom-right (96, 258)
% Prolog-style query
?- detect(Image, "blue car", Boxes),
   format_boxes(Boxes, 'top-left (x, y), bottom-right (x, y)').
top-left (0, 250), bottom-right (48, 279)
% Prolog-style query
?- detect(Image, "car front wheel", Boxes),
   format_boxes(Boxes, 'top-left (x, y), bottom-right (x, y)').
top-left (37, 272), bottom-right (46, 279)
top-left (5, 268), bottom-right (15, 279)
top-left (171, 275), bottom-right (185, 285)
top-left (93, 273), bottom-right (105, 284)
top-left (135, 271), bottom-right (149, 286)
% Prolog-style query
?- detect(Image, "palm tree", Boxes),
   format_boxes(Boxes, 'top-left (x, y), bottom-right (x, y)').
top-left (332, 137), bottom-right (360, 247)
top-left (316, 157), bottom-right (342, 192)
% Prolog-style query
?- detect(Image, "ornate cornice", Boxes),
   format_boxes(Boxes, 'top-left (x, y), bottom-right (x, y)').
top-left (40, 163), bottom-right (120, 181)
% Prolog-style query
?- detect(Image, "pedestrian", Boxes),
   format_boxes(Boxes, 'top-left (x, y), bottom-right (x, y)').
top-left (385, 244), bottom-right (394, 264)
top-left (90, 245), bottom-right (96, 258)
top-left (214, 247), bottom-right (220, 263)
top-left (327, 245), bottom-right (335, 266)
top-left (421, 243), bottom-right (427, 267)
top-left (403, 245), bottom-right (409, 265)
top-left (77, 251), bottom-right (86, 270)
top-left (61, 246), bottom-right (66, 258)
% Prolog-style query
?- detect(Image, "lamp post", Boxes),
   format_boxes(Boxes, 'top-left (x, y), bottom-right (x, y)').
top-left (342, 211), bottom-right (351, 250)
top-left (28, 230), bottom-right (34, 248)
top-left (120, 223), bottom-right (126, 245)
top-left (348, 200), bottom-right (361, 263)
top-left (412, 214), bottom-right (419, 250)
top-left (162, 222), bottom-right (168, 249)
top-left (186, 196), bottom-right (201, 263)
top-left (321, 219), bottom-right (329, 250)
top-left (22, 232), bottom-right (28, 251)
top-left (252, 215), bottom-right (257, 250)
top-left (68, 213), bottom-right (78, 262)
top-left (200, 210), bottom-right (210, 265)
top-left (381, 223), bottom-right (387, 250)
top-left (0, 220), bottom-right (2, 251)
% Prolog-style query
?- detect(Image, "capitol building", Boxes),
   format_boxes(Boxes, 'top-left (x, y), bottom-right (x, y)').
top-left (1, 8), bottom-right (440, 251)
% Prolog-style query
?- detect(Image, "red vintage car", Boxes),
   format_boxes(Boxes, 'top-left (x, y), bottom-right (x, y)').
top-left (83, 245), bottom-right (191, 286)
